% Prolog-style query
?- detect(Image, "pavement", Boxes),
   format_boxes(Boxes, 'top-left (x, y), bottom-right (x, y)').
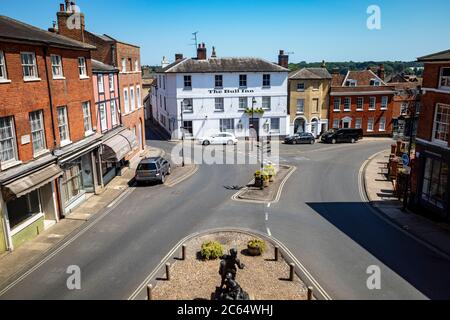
top-left (0, 145), bottom-right (163, 288)
top-left (363, 149), bottom-right (450, 257)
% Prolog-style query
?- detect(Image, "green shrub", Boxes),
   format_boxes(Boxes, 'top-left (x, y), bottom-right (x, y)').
top-left (200, 241), bottom-right (224, 260)
top-left (247, 239), bottom-right (266, 253)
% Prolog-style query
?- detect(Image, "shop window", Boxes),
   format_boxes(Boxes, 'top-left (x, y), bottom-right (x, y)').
top-left (62, 164), bottom-right (83, 204)
top-left (421, 158), bottom-right (448, 209)
top-left (7, 189), bottom-right (41, 229)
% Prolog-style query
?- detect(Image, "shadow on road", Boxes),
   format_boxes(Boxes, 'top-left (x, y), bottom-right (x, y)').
top-left (306, 201), bottom-right (450, 300)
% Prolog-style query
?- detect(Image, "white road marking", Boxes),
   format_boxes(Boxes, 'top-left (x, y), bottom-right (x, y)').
top-left (267, 203), bottom-right (271, 208)
top-left (266, 227), bottom-right (272, 236)
top-left (265, 212), bottom-right (269, 221)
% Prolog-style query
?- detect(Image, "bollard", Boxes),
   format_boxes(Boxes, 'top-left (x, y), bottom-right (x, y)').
top-left (307, 286), bottom-right (313, 300)
top-left (289, 263), bottom-right (295, 281)
top-left (274, 246), bottom-right (279, 261)
top-left (147, 284), bottom-right (153, 300)
top-left (182, 244), bottom-right (186, 261)
top-left (166, 263), bottom-right (171, 281)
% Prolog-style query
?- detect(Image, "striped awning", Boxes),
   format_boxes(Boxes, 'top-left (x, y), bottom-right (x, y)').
top-left (102, 129), bottom-right (137, 162)
top-left (1, 164), bottom-right (62, 201)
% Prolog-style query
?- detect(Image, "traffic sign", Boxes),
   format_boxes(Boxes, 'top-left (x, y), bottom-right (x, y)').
top-left (402, 154), bottom-right (410, 166)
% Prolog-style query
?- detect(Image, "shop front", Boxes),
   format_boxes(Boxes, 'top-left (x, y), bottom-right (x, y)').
top-left (100, 128), bottom-right (138, 186)
top-left (0, 163), bottom-right (61, 252)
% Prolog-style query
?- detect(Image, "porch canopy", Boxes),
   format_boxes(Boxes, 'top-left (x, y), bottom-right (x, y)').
top-left (1, 164), bottom-right (62, 201)
top-left (102, 129), bottom-right (138, 162)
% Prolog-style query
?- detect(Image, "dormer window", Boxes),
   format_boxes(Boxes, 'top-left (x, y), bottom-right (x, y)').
top-left (370, 79), bottom-right (381, 86)
top-left (345, 79), bottom-right (357, 87)
top-left (439, 67), bottom-right (450, 89)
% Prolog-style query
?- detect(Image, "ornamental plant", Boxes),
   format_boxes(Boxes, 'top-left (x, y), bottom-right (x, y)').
top-left (247, 239), bottom-right (266, 254)
top-left (200, 241), bottom-right (224, 260)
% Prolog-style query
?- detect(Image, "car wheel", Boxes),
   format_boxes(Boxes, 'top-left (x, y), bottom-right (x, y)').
top-left (227, 140), bottom-right (234, 145)
top-left (203, 140), bottom-right (210, 146)
top-left (310, 139), bottom-right (315, 145)
top-left (160, 174), bottom-right (165, 184)
top-left (331, 139), bottom-right (337, 144)
top-left (167, 166), bottom-right (171, 175)
top-left (351, 138), bottom-right (355, 144)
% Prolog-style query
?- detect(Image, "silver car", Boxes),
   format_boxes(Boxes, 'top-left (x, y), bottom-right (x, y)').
top-left (135, 157), bottom-right (171, 185)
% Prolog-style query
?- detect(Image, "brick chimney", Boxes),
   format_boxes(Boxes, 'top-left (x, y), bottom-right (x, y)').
top-left (197, 43), bottom-right (207, 60)
top-left (175, 53), bottom-right (183, 61)
top-left (377, 64), bottom-right (385, 80)
top-left (278, 50), bottom-right (289, 68)
top-left (56, 1), bottom-right (86, 42)
top-left (332, 67), bottom-right (340, 75)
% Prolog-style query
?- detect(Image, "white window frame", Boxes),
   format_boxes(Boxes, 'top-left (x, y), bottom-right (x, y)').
top-left (370, 79), bottom-right (381, 86)
top-left (262, 96), bottom-right (271, 110)
top-left (21, 52), bottom-right (39, 80)
top-left (344, 97), bottom-right (351, 111)
top-left (270, 118), bottom-right (280, 133)
top-left (439, 67), bottom-right (450, 89)
top-left (0, 116), bottom-right (18, 165)
top-left (182, 98), bottom-right (193, 113)
top-left (263, 74), bottom-right (271, 87)
top-left (98, 74), bottom-right (104, 93)
top-left (78, 57), bottom-right (87, 78)
top-left (121, 58), bottom-right (126, 72)
top-left (123, 88), bottom-right (130, 113)
top-left (29, 110), bottom-right (46, 156)
top-left (333, 98), bottom-right (341, 111)
top-left (239, 74), bottom-right (247, 88)
top-left (109, 74), bottom-right (114, 92)
top-left (332, 118), bottom-right (340, 128)
top-left (110, 100), bottom-right (118, 127)
top-left (381, 96), bottom-right (388, 110)
top-left (367, 117), bottom-right (374, 132)
top-left (355, 118), bottom-right (362, 129)
top-left (369, 97), bottom-right (376, 110)
top-left (0, 51), bottom-right (8, 81)
top-left (296, 99), bottom-right (305, 114)
top-left (379, 117), bottom-right (386, 131)
top-left (82, 102), bottom-right (93, 135)
top-left (136, 85), bottom-right (141, 108)
top-left (356, 97), bottom-right (364, 111)
top-left (184, 75), bottom-right (192, 90)
top-left (432, 103), bottom-right (450, 145)
top-left (57, 107), bottom-right (70, 145)
top-left (99, 103), bottom-right (107, 132)
top-left (215, 98), bottom-right (224, 112)
top-left (135, 60), bottom-right (139, 72)
top-left (238, 97), bottom-right (248, 110)
top-left (215, 75), bottom-right (223, 88)
top-left (346, 79), bottom-right (357, 87)
top-left (50, 54), bottom-right (64, 79)
top-left (297, 83), bottom-right (305, 91)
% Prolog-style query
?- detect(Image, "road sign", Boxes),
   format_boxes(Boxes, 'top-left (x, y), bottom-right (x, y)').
top-left (402, 154), bottom-right (410, 166)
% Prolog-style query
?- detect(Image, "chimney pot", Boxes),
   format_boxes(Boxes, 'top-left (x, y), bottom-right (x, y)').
top-left (175, 53), bottom-right (183, 61)
top-left (278, 49), bottom-right (289, 69)
top-left (60, 3), bottom-right (65, 11)
top-left (197, 43), bottom-right (207, 60)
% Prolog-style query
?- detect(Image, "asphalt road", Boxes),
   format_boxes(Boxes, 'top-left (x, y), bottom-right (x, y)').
top-left (1, 130), bottom-right (449, 300)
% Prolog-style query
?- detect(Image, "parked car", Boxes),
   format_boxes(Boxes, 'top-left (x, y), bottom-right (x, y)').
top-left (321, 128), bottom-right (363, 144)
top-left (135, 157), bottom-right (171, 185)
top-left (284, 132), bottom-right (315, 144)
top-left (198, 132), bottom-right (238, 146)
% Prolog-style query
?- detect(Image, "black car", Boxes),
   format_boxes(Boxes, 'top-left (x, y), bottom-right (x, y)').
top-left (284, 132), bottom-right (315, 144)
top-left (135, 156), bottom-right (171, 185)
top-left (321, 128), bottom-right (363, 144)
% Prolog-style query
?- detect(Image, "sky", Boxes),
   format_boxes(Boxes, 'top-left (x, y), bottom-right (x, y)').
top-left (1, 0), bottom-right (449, 66)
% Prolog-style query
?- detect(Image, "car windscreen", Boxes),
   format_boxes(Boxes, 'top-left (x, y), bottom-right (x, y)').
top-left (137, 163), bottom-right (157, 170)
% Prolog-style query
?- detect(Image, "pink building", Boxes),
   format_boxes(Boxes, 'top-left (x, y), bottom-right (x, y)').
top-left (92, 60), bottom-right (137, 185)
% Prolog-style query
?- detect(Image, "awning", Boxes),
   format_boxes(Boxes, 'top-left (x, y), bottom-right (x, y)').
top-left (102, 129), bottom-right (138, 162)
top-left (2, 164), bottom-right (62, 201)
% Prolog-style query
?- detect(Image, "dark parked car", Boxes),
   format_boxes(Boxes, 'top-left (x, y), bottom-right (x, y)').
top-left (321, 128), bottom-right (363, 144)
top-left (284, 132), bottom-right (315, 144)
top-left (135, 157), bottom-right (171, 185)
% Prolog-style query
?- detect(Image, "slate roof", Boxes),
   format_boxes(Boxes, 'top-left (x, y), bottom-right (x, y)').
top-left (91, 59), bottom-right (118, 72)
top-left (418, 49), bottom-right (450, 62)
top-left (289, 68), bottom-right (331, 80)
top-left (0, 15), bottom-right (95, 50)
top-left (159, 57), bottom-right (289, 73)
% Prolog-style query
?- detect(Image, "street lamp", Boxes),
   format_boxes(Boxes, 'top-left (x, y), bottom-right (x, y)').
top-left (180, 100), bottom-right (185, 167)
top-left (250, 97), bottom-right (256, 150)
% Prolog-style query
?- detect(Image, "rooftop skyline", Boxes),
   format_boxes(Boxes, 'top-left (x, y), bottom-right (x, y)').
top-left (1, 0), bottom-right (449, 65)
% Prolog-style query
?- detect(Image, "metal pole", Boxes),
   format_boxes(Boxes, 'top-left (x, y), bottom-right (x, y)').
top-left (289, 263), bottom-right (295, 281)
top-left (147, 284), bottom-right (153, 300)
top-left (180, 101), bottom-right (185, 167)
top-left (165, 263), bottom-right (171, 280)
top-left (307, 286), bottom-right (313, 300)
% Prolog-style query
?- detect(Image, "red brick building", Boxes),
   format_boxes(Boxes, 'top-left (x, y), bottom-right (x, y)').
top-left (0, 15), bottom-right (101, 252)
top-left (411, 49), bottom-right (450, 220)
top-left (328, 68), bottom-right (396, 136)
top-left (55, 1), bottom-right (145, 159)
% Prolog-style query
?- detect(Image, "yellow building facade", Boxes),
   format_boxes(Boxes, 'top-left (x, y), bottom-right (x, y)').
top-left (288, 68), bottom-right (331, 136)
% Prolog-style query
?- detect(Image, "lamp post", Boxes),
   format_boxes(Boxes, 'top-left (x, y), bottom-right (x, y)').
top-left (250, 97), bottom-right (256, 150)
top-left (180, 100), bottom-right (185, 167)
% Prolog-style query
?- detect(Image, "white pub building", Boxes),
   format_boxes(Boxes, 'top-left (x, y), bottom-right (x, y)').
top-left (152, 44), bottom-right (289, 140)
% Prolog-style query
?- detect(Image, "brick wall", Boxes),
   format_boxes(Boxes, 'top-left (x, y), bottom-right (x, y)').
top-left (328, 94), bottom-right (395, 136)
top-left (0, 41), bottom-right (95, 164)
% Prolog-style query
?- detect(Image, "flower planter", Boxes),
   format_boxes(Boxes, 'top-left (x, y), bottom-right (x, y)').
top-left (247, 246), bottom-right (262, 256)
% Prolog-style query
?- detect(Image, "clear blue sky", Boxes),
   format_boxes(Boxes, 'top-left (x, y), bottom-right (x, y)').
top-left (1, 0), bottom-right (449, 65)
